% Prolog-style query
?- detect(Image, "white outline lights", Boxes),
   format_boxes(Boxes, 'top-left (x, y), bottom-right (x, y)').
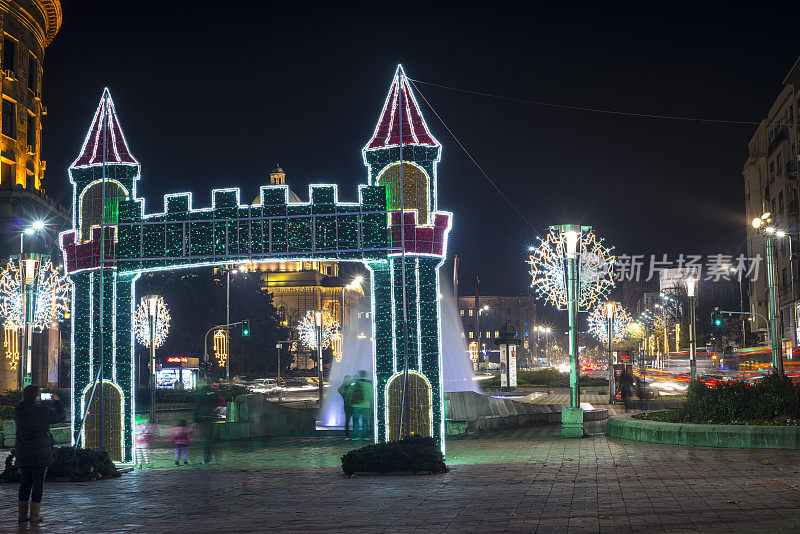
top-left (527, 227), bottom-right (615, 311)
top-left (134, 295), bottom-right (170, 348)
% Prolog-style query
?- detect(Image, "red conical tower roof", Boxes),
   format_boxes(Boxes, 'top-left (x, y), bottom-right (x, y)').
top-left (71, 88), bottom-right (138, 168)
top-left (364, 65), bottom-right (440, 151)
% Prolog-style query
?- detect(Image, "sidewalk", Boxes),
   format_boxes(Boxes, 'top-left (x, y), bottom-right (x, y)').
top-left (0, 427), bottom-right (798, 532)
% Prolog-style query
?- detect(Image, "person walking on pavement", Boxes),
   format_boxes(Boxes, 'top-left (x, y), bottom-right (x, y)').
top-left (350, 370), bottom-right (373, 440)
top-left (14, 385), bottom-right (65, 522)
top-left (338, 375), bottom-right (354, 439)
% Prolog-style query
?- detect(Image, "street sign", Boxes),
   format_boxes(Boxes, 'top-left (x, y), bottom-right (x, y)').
top-left (731, 346), bottom-right (739, 354)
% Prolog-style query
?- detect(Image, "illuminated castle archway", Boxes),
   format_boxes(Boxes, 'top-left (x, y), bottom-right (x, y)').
top-left (61, 66), bottom-right (451, 461)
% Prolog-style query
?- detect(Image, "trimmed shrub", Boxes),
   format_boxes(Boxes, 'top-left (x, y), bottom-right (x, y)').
top-left (341, 436), bottom-right (448, 475)
top-left (678, 373), bottom-right (800, 424)
top-left (0, 447), bottom-right (121, 482)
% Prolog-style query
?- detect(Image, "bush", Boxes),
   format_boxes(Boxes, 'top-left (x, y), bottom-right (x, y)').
top-left (482, 369), bottom-right (608, 388)
top-left (341, 436), bottom-right (448, 475)
top-left (0, 447), bottom-right (121, 482)
top-left (677, 373), bottom-right (800, 424)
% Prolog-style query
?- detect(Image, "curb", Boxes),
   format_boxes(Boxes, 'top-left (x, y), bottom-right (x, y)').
top-left (607, 413), bottom-right (800, 449)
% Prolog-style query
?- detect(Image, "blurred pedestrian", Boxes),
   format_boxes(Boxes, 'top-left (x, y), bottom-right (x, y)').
top-left (350, 370), bottom-right (373, 440)
top-left (134, 415), bottom-right (153, 469)
top-left (337, 375), bottom-right (354, 439)
top-left (14, 385), bottom-right (65, 523)
top-left (620, 369), bottom-right (634, 412)
top-left (195, 384), bottom-right (224, 464)
top-left (171, 419), bottom-right (195, 466)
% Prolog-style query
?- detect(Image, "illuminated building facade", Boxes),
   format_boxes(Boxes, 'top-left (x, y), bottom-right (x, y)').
top-left (0, 1), bottom-right (64, 390)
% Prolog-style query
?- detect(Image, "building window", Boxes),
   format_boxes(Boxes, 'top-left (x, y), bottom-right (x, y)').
top-left (468, 310), bottom-right (473, 317)
top-left (468, 332), bottom-right (473, 339)
top-left (460, 332), bottom-right (465, 339)
top-left (486, 331), bottom-right (490, 339)
top-left (1, 161), bottom-right (15, 187)
top-left (2, 38), bottom-right (15, 74)
top-left (26, 114), bottom-right (34, 149)
top-left (459, 309), bottom-right (464, 316)
top-left (27, 56), bottom-right (36, 93)
top-left (494, 331), bottom-right (499, 338)
top-left (2, 99), bottom-right (15, 139)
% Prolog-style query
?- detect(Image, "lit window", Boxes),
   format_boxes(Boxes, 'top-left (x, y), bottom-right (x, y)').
top-left (2, 99), bottom-right (15, 139)
top-left (3, 37), bottom-right (15, 73)
top-left (460, 332), bottom-right (465, 339)
top-left (495, 331), bottom-right (499, 338)
top-left (460, 309), bottom-right (464, 316)
top-left (468, 310), bottom-right (473, 317)
top-left (365, 312), bottom-right (370, 318)
top-left (469, 332), bottom-right (473, 339)
top-left (486, 331), bottom-right (490, 338)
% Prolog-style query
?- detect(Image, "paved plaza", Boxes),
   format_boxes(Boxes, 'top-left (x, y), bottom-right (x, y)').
top-left (1, 424), bottom-right (799, 533)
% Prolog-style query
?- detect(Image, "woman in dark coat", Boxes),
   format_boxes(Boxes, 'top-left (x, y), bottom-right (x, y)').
top-left (14, 385), bottom-right (65, 522)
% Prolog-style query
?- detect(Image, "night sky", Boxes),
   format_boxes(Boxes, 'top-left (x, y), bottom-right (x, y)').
top-left (41, 1), bottom-right (800, 296)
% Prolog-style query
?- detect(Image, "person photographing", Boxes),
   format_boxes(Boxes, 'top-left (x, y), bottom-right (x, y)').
top-left (14, 385), bottom-right (65, 522)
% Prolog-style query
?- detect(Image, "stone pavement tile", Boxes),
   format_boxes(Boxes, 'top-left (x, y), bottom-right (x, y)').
top-left (0, 430), bottom-right (798, 532)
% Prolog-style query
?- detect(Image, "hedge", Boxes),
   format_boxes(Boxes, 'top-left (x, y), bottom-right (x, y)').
top-left (634, 373), bottom-right (800, 425)
top-left (341, 436), bottom-right (448, 475)
top-left (0, 447), bottom-right (121, 482)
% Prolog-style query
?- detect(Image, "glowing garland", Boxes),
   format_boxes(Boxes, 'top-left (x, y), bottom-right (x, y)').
top-left (134, 296), bottom-right (170, 348)
top-left (0, 260), bottom-right (70, 331)
top-left (33, 262), bottom-right (71, 328)
top-left (213, 329), bottom-right (228, 368)
top-left (4, 324), bottom-right (19, 370)
top-left (0, 262), bottom-right (22, 328)
top-left (297, 310), bottom-right (339, 350)
top-left (587, 304), bottom-right (632, 344)
top-left (527, 227), bottom-right (615, 311)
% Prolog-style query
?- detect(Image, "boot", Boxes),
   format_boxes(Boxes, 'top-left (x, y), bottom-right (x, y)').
top-left (17, 501), bottom-right (28, 522)
top-left (29, 502), bottom-right (42, 522)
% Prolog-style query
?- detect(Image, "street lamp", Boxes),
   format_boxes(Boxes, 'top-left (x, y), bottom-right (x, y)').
top-left (19, 253), bottom-right (41, 387)
top-left (606, 301), bottom-right (616, 404)
top-left (686, 277), bottom-right (697, 381)
top-left (752, 213), bottom-right (784, 374)
top-left (314, 310), bottom-right (323, 405)
top-left (18, 220), bottom-right (44, 388)
top-left (562, 225), bottom-right (581, 411)
top-left (224, 265), bottom-right (246, 381)
top-left (144, 295), bottom-right (160, 423)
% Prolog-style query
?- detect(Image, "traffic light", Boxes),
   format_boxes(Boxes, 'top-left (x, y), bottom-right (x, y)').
top-left (242, 320), bottom-right (250, 337)
top-left (711, 307), bottom-right (723, 328)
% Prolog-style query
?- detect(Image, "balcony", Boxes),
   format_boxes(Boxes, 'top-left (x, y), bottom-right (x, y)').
top-left (768, 125), bottom-right (789, 154)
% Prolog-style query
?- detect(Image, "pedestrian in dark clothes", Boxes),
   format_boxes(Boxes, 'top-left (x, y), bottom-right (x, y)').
top-left (14, 385), bottom-right (65, 522)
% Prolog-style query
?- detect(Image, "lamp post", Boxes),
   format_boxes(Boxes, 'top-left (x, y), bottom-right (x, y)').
top-left (20, 253), bottom-right (41, 388)
top-left (606, 301), bottom-right (615, 404)
top-left (144, 295), bottom-right (160, 423)
top-left (686, 277), bottom-right (697, 381)
top-left (315, 310), bottom-right (323, 405)
top-left (752, 214), bottom-right (784, 374)
top-left (561, 225), bottom-right (582, 411)
top-left (18, 220), bottom-right (44, 388)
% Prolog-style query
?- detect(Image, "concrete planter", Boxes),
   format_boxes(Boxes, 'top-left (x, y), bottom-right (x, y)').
top-left (607, 413), bottom-right (800, 449)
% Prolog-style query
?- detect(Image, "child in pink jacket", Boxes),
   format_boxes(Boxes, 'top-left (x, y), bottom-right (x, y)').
top-left (170, 419), bottom-right (195, 466)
